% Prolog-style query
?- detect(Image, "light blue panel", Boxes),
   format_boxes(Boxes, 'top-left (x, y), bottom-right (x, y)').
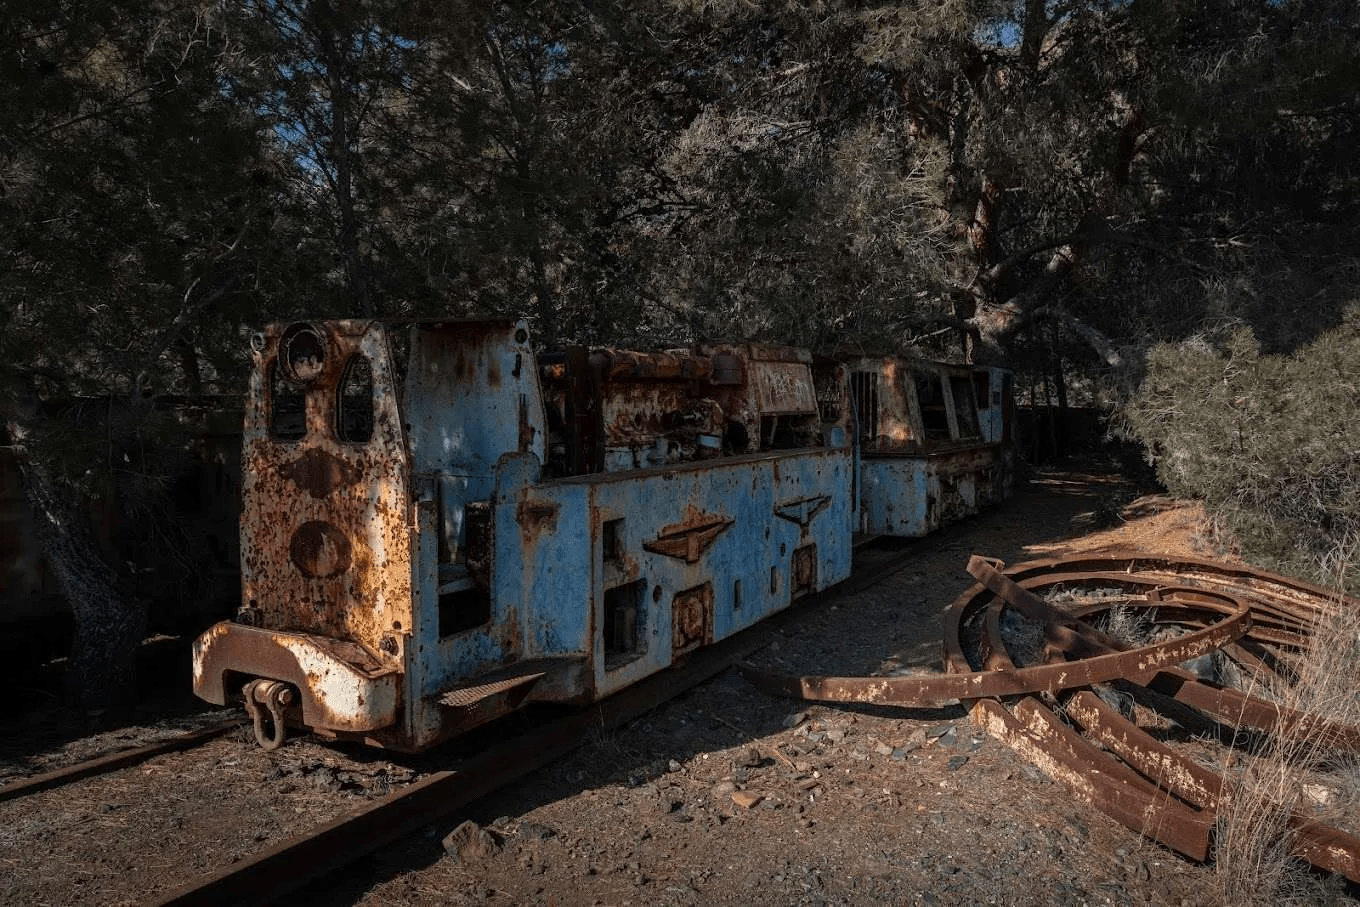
top-left (404, 322), bottom-right (546, 557)
top-left (410, 454), bottom-right (535, 718)
top-left (571, 448), bottom-right (854, 699)
top-left (493, 459), bottom-right (595, 659)
top-left (404, 322), bottom-right (545, 476)
top-left (860, 458), bottom-right (932, 536)
top-left (861, 445), bottom-right (1010, 538)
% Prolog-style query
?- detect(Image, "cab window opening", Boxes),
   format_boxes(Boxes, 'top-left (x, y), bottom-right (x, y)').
top-left (950, 376), bottom-right (980, 440)
top-left (269, 361), bottom-right (307, 441)
top-left (337, 354), bottom-right (375, 443)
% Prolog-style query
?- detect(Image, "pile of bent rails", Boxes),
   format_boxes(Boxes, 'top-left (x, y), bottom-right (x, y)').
top-left (742, 551), bottom-right (1360, 879)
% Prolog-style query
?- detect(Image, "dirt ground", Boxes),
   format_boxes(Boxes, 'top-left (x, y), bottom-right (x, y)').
top-left (0, 457), bottom-right (1300, 906)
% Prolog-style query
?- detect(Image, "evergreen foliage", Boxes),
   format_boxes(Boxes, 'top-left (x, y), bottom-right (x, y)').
top-left (1125, 316), bottom-right (1360, 587)
top-left (2, 0), bottom-right (1358, 707)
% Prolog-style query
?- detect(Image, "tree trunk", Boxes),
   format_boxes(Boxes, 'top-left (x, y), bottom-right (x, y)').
top-left (6, 398), bottom-right (144, 720)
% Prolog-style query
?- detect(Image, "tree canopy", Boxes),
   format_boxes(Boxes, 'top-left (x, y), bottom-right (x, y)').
top-left (2, 0), bottom-right (1357, 707)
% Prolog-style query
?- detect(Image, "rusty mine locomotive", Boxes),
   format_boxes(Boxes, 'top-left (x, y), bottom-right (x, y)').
top-left (192, 320), bottom-right (1014, 751)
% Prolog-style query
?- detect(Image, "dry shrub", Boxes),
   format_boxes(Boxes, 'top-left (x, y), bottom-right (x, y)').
top-left (1123, 314), bottom-right (1360, 591)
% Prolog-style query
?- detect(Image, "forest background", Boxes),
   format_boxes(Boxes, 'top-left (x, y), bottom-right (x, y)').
top-left (2, 0), bottom-right (1357, 712)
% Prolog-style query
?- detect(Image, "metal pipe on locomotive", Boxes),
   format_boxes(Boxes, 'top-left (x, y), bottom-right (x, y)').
top-left (192, 320), bottom-right (1013, 751)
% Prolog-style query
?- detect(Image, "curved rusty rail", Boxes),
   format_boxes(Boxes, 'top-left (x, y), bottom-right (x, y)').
top-left (740, 592), bottom-right (1249, 706)
top-left (742, 549), bottom-right (1360, 880)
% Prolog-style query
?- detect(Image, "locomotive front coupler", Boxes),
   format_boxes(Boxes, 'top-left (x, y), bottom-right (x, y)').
top-left (242, 679), bottom-right (298, 751)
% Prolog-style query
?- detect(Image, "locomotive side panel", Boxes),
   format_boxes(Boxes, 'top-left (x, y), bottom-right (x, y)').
top-left (581, 448), bottom-right (853, 701)
top-left (401, 323), bottom-right (555, 749)
top-left (408, 342), bottom-right (854, 750)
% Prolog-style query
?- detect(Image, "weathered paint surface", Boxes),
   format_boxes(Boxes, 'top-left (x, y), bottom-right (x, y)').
top-left (404, 444), bottom-right (854, 748)
top-left (194, 319), bottom-right (1010, 752)
top-left (396, 332), bottom-right (856, 748)
top-left (238, 321), bottom-right (412, 657)
top-left (192, 321), bottom-right (412, 741)
top-left (859, 447), bottom-right (1010, 536)
top-left (192, 622), bottom-right (400, 731)
top-left (849, 356), bottom-right (1015, 536)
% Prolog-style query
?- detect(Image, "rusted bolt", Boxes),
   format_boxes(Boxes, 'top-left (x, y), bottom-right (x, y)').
top-left (380, 635), bottom-right (399, 655)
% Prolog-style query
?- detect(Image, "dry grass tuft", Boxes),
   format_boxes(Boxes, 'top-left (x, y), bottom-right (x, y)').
top-left (1213, 537), bottom-right (1360, 904)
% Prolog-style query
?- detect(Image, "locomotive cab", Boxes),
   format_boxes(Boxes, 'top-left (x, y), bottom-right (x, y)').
top-left (848, 356), bottom-right (1015, 536)
top-left (193, 321), bottom-right (414, 748)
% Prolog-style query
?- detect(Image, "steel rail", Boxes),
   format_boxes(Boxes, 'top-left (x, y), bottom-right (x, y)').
top-left (983, 555), bottom-right (1360, 877)
top-left (739, 595), bottom-right (1248, 706)
top-left (148, 630), bottom-right (759, 906)
top-left (971, 592), bottom-right (1219, 860)
top-left (743, 549), bottom-right (1360, 876)
top-left (990, 568), bottom-right (1360, 751)
top-left (0, 719), bottom-right (243, 804)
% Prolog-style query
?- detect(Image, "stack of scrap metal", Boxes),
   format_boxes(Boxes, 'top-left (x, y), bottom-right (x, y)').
top-left (743, 552), bottom-right (1360, 878)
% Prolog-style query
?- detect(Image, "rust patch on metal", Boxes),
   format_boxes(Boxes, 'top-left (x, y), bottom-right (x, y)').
top-left (516, 500), bottom-right (559, 541)
top-left (774, 495), bottom-right (831, 528)
top-left (643, 506), bottom-right (734, 564)
top-left (288, 521), bottom-right (353, 579)
top-left (237, 320), bottom-right (413, 670)
top-left (518, 394), bottom-right (536, 453)
top-left (791, 544), bottom-right (817, 596)
top-left (671, 582), bottom-right (714, 655)
top-left (277, 448), bottom-right (361, 499)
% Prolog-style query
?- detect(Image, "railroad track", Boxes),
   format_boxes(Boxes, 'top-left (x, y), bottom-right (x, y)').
top-left (0, 719), bottom-right (243, 804)
top-left (0, 534), bottom-right (917, 810)
top-left (0, 531), bottom-right (943, 906)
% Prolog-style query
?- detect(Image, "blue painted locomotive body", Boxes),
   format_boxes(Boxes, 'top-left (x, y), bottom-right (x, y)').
top-left (192, 320), bottom-right (1009, 751)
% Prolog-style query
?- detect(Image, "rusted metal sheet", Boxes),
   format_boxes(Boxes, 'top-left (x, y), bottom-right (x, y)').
top-left (238, 321), bottom-right (413, 654)
top-left (671, 582), bottom-right (714, 654)
top-left (538, 342), bottom-right (830, 473)
top-left (193, 321), bottom-right (412, 743)
top-left (751, 361), bottom-right (819, 414)
top-left (643, 509), bottom-right (735, 563)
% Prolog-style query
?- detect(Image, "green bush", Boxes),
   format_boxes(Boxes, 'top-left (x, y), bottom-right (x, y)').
top-left (1124, 313), bottom-right (1360, 588)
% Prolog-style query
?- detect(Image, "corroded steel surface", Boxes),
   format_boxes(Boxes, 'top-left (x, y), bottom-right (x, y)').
top-left (194, 623), bottom-right (400, 732)
top-left (240, 321), bottom-right (413, 659)
top-left (744, 550), bottom-right (1360, 879)
top-left (193, 318), bottom-right (1014, 753)
top-left (740, 592), bottom-right (1249, 705)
